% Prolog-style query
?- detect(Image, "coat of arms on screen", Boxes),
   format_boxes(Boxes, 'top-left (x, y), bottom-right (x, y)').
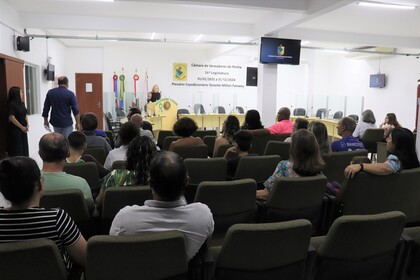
top-left (277, 44), bottom-right (285, 56)
top-left (173, 63), bottom-right (187, 81)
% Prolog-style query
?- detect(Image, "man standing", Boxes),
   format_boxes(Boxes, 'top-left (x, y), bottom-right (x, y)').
top-left (268, 107), bottom-right (294, 135)
top-left (331, 117), bottom-right (365, 152)
top-left (110, 151), bottom-right (214, 260)
top-left (42, 76), bottom-right (80, 138)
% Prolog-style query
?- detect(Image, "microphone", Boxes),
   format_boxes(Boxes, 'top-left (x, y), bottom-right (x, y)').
top-left (228, 104), bottom-right (232, 113)
top-left (188, 105), bottom-right (193, 114)
top-left (209, 104), bottom-right (212, 113)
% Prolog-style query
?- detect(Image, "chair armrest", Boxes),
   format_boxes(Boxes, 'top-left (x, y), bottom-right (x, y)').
top-left (188, 241), bottom-right (214, 280)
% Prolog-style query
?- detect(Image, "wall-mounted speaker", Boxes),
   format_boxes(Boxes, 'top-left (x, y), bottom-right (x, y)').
top-left (246, 67), bottom-right (257, 87)
top-left (16, 36), bottom-right (30, 52)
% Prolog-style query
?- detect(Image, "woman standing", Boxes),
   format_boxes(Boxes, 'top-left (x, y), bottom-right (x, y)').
top-left (147, 84), bottom-right (161, 103)
top-left (7, 86), bottom-right (29, 156)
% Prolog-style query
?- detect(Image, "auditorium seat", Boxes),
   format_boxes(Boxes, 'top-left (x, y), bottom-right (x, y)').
top-left (264, 141), bottom-right (291, 160)
top-left (83, 147), bottom-right (107, 166)
top-left (157, 130), bottom-right (175, 149)
top-left (210, 220), bottom-right (313, 280)
top-left (233, 155), bottom-right (281, 188)
top-left (322, 149), bottom-right (368, 184)
top-left (173, 144), bottom-right (208, 159)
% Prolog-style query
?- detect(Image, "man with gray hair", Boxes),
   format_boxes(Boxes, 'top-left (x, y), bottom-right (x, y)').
top-left (331, 117), bottom-right (365, 152)
top-left (130, 113), bottom-right (155, 141)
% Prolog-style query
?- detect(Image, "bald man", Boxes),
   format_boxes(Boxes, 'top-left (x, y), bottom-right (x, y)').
top-left (130, 113), bottom-right (155, 141)
top-left (267, 107), bottom-right (294, 134)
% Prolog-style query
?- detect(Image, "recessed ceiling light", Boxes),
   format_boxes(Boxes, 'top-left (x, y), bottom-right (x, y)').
top-left (358, 1), bottom-right (416, 10)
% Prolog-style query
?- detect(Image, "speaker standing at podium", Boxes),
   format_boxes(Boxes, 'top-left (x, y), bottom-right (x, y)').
top-left (147, 85), bottom-right (162, 103)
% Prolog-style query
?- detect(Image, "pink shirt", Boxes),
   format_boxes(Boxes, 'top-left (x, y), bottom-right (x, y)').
top-left (268, 120), bottom-right (294, 134)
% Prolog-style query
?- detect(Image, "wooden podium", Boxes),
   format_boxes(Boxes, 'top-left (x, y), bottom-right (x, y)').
top-left (146, 98), bottom-right (178, 130)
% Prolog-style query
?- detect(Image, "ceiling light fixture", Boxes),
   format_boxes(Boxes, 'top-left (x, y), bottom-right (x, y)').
top-left (150, 32), bottom-right (155, 40)
top-left (357, 1), bottom-right (416, 10)
top-left (193, 34), bottom-right (203, 42)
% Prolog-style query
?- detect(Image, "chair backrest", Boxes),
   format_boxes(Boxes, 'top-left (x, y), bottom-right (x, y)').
top-left (214, 220), bottom-right (312, 280)
top-left (235, 106), bottom-right (244, 114)
top-left (0, 239), bottom-right (68, 280)
top-left (194, 104), bottom-right (205, 114)
top-left (376, 141), bottom-right (389, 163)
top-left (177, 108), bottom-right (189, 116)
top-left (316, 108), bottom-right (327, 118)
top-left (337, 168), bottom-right (420, 224)
top-left (203, 135), bottom-right (216, 157)
top-left (348, 114), bottom-right (359, 122)
top-left (101, 186), bottom-right (153, 233)
top-left (184, 158), bottom-right (227, 185)
top-left (83, 147), bottom-right (107, 165)
top-left (214, 143), bottom-right (233, 158)
top-left (360, 128), bottom-right (385, 153)
top-left (111, 160), bottom-right (126, 170)
top-left (214, 106), bottom-right (226, 114)
top-left (193, 129), bottom-right (217, 140)
top-left (293, 108), bottom-right (306, 116)
top-left (163, 136), bottom-right (181, 151)
top-left (195, 179), bottom-right (257, 235)
top-left (314, 211), bottom-right (405, 280)
top-left (157, 130), bottom-right (175, 149)
top-left (264, 175), bottom-right (327, 232)
top-left (172, 144), bottom-right (208, 159)
top-left (333, 111), bottom-right (343, 119)
top-left (104, 130), bottom-right (115, 149)
top-left (63, 162), bottom-right (100, 194)
top-left (86, 231), bottom-right (188, 280)
top-left (322, 149), bottom-right (368, 184)
top-left (249, 134), bottom-right (291, 156)
top-left (234, 155), bottom-right (281, 185)
top-left (264, 141), bottom-right (290, 159)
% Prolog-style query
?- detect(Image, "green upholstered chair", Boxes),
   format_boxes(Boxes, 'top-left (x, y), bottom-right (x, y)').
top-left (184, 158), bottom-right (227, 203)
top-left (233, 155), bottom-right (281, 188)
top-left (264, 140), bottom-right (291, 160)
top-left (83, 147), bottom-right (107, 165)
top-left (210, 220), bottom-right (313, 280)
top-left (359, 128), bottom-right (385, 158)
top-left (376, 141), bottom-right (389, 163)
top-left (86, 231), bottom-right (188, 280)
top-left (203, 135), bottom-right (217, 157)
top-left (321, 149), bottom-right (368, 184)
top-left (163, 136), bottom-right (181, 151)
top-left (0, 239), bottom-right (68, 280)
top-left (310, 211), bottom-right (406, 280)
top-left (193, 129), bottom-right (217, 140)
top-left (63, 161), bottom-right (101, 196)
top-left (402, 226), bottom-right (420, 278)
top-left (157, 130), bottom-right (175, 149)
top-left (248, 134), bottom-right (271, 156)
top-left (104, 130), bottom-right (115, 149)
top-left (101, 186), bottom-right (153, 234)
top-left (214, 143), bottom-right (234, 158)
top-left (261, 174), bottom-right (328, 234)
top-left (173, 144), bottom-right (208, 159)
top-left (111, 160), bottom-right (126, 170)
top-left (195, 179), bottom-right (257, 246)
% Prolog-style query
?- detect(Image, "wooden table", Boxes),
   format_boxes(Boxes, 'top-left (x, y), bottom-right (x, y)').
top-left (290, 116), bottom-right (341, 140)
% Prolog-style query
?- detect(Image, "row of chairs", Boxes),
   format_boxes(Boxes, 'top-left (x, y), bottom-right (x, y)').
top-left (293, 108), bottom-right (346, 120)
top-left (2, 211), bottom-right (420, 280)
top-left (179, 105), bottom-right (245, 115)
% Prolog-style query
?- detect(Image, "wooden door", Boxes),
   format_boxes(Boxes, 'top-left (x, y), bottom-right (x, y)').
top-left (75, 73), bottom-right (103, 129)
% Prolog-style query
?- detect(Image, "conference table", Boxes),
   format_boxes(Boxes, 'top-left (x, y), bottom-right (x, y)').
top-left (290, 116), bottom-right (341, 140)
top-left (178, 113), bottom-right (245, 129)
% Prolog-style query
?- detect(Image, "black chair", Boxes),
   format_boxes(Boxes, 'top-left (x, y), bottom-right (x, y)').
top-left (293, 108), bottom-right (306, 116)
top-left (163, 136), bottom-right (181, 151)
top-left (104, 130), bottom-right (115, 149)
top-left (203, 135), bottom-right (216, 157)
top-left (157, 130), bottom-right (175, 149)
top-left (235, 106), bottom-right (244, 114)
top-left (264, 141), bottom-right (291, 160)
top-left (359, 128), bottom-right (385, 159)
top-left (214, 143), bottom-right (233, 158)
top-left (316, 108), bottom-right (327, 118)
top-left (194, 104), bottom-right (205, 114)
top-left (104, 112), bottom-right (120, 135)
top-left (177, 108), bottom-right (189, 119)
top-left (63, 162), bottom-right (101, 197)
top-left (193, 130), bottom-right (217, 140)
top-left (333, 111), bottom-right (343, 119)
top-left (213, 106), bottom-right (226, 114)
top-left (172, 144), bottom-right (208, 159)
top-left (348, 114), bottom-right (359, 122)
top-left (83, 147), bottom-right (107, 165)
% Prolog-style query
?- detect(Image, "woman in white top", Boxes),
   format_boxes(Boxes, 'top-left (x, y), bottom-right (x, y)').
top-left (352, 109), bottom-right (377, 138)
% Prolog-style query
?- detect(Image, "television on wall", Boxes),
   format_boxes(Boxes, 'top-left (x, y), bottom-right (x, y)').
top-left (260, 37), bottom-right (301, 65)
top-left (370, 74), bottom-right (386, 88)
top-left (45, 64), bottom-right (55, 81)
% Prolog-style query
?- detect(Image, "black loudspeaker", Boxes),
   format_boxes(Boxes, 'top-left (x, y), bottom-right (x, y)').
top-left (16, 36), bottom-right (30, 52)
top-left (246, 67), bottom-right (257, 87)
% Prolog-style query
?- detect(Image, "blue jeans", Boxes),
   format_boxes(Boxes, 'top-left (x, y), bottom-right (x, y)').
top-left (53, 125), bottom-right (74, 138)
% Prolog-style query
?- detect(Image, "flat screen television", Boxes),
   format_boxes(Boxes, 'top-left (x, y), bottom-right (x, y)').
top-left (370, 74), bottom-right (385, 88)
top-left (260, 37), bottom-right (301, 65)
top-left (45, 64), bottom-right (55, 81)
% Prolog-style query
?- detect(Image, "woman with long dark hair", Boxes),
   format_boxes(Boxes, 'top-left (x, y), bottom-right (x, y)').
top-left (345, 127), bottom-right (419, 178)
top-left (241, 109), bottom-right (263, 130)
top-left (7, 87), bottom-right (29, 156)
top-left (213, 115), bottom-right (240, 156)
top-left (380, 113), bottom-right (401, 137)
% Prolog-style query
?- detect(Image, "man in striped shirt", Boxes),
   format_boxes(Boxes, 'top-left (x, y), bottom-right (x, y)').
top-left (0, 156), bottom-right (87, 273)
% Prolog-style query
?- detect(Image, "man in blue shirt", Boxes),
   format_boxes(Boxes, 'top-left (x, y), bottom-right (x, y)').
top-left (331, 117), bottom-right (365, 152)
top-left (42, 76), bottom-right (80, 138)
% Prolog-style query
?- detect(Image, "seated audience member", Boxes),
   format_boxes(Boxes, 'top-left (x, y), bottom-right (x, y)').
top-left (308, 121), bottom-right (331, 156)
top-left (67, 131), bottom-right (110, 178)
top-left (130, 113), bottom-right (155, 141)
top-left (331, 117), bottom-right (365, 152)
top-left (104, 122), bottom-right (139, 170)
top-left (169, 117), bottom-right (204, 151)
top-left (284, 118), bottom-right (309, 142)
top-left (267, 107), bottom-right (294, 135)
top-left (241, 109), bottom-right (264, 130)
top-left (81, 113), bottom-right (112, 155)
top-left (353, 109), bottom-right (377, 138)
top-left (380, 113), bottom-right (401, 137)
top-left (96, 136), bottom-right (158, 206)
top-left (224, 130), bottom-right (254, 178)
top-left (127, 107), bottom-right (153, 132)
top-left (110, 151), bottom-right (214, 261)
top-left (350, 156), bottom-right (372, 165)
top-left (213, 115), bottom-right (240, 156)
top-left (345, 127), bottom-right (419, 178)
top-left (39, 133), bottom-right (94, 212)
top-left (0, 156), bottom-right (87, 273)
top-left (257, 129), bottom-right (325, 200)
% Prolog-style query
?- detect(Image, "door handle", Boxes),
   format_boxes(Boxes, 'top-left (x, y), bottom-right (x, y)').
top-left (97, 101), bottom-right (101, 108)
